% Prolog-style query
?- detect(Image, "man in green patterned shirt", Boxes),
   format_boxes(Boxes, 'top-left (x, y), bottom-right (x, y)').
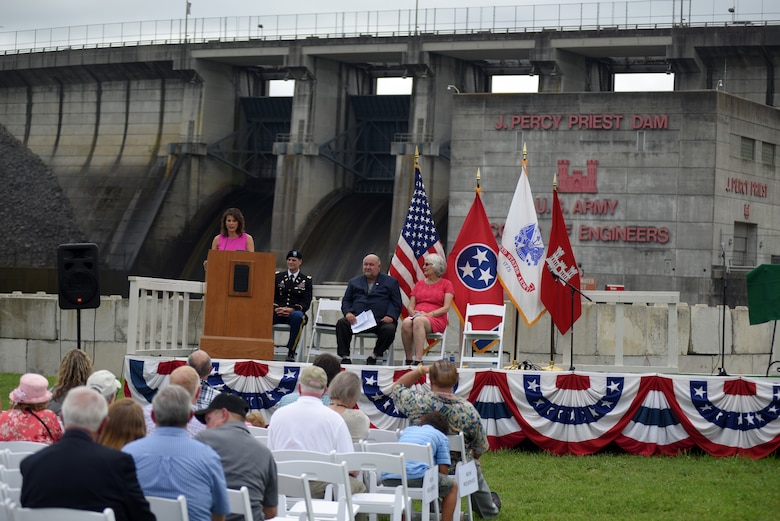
top-left (391, 359), bottom-right (501, 519)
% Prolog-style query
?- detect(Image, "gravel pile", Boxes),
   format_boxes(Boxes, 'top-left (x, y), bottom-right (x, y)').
top-left (0, 124), bottom-right (85, 267)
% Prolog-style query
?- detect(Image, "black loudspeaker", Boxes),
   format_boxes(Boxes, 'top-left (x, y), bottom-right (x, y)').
top-left (57, 243), bottom-right (100, 310)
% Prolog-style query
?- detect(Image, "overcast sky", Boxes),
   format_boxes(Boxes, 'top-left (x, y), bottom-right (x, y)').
top-left (2, 1), bottom-right (544, 32)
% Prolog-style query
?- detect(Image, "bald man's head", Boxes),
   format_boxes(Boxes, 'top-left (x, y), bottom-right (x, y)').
top-left (169, 365), bottom-right (200, 404)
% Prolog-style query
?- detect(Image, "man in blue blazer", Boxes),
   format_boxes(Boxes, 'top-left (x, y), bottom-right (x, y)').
top-left (20, 387), bottom-right (155, 521)
top-left (336, 253), bottom-right (402, 364)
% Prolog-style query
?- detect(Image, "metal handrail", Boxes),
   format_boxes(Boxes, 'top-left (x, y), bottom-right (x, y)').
top-left (2, 1), bottom-right (778, 54)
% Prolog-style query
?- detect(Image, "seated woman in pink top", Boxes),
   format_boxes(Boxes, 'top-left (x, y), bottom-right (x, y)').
top-left (0, 373), bottom-right (63, 444)
top-left (401, 253), bottom-right (454, 365)
top-left (204, 207), bottom-right (255, 269)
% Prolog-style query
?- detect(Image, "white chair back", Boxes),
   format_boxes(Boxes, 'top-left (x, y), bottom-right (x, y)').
top-left (305, 298), bottom-right (343, 362)
top-left (272, 449), bottom-right (336, 463)
top-left (10, 505), bottom-right (116, 521)
top-left (0, 498), bottom-right (12, 521)
top-left (0, 483), bottom-right (20, 505)
top-left (276, 460), bottom-right (358, 521)
top-left (145, 495), bottom-right (189, 521)
top-left (362, 429), bottom-right (401, 443)
top-left (0, 450), bottom-right (34, 470)
top-left (363, 442), bottom-right (439, 521)
top-left (448, 432), bottom-right (475, 521)
top-left (0, 442), bottom-right (47, 453)
top-left (337, 451), bottom-right (409, 521)
top-left (0, 467), bottom-right (22, 488)
top-left (459, 303), bottom-right (506, 368)
top-left (226, 486), bottom-right (254, 521)
top-left (246, 426), bottom-right (268, 436)
top-left (277, 473), bottom-right (315, 521)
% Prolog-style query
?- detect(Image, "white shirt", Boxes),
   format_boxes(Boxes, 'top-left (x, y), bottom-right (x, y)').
top-left (268, 395), bottom-right (353, 454)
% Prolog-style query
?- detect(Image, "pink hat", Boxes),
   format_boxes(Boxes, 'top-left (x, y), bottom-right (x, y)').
top-left (9, 373), bottom-right (53, 405)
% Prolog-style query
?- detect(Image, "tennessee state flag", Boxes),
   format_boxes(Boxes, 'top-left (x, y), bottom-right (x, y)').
top-left (445, 184), bottom-right (504, 330)
top-left (541, 186), bottom-right (582, 334)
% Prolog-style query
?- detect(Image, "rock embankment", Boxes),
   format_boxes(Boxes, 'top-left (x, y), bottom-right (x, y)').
top-left (0, 124), bottom-right (85, 267)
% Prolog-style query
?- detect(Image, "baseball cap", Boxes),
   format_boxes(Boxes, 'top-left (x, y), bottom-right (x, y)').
top-left (286, 249), bottom-right (303, 260)
top-left (87, 370), bottom-right (122, 400)
top-left (298, 365), bottom-right (327, 391)
top-left (194, 393), bottom-right (249, 424)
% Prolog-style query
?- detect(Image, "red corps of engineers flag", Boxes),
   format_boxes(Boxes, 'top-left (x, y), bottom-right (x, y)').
top-left (444, 187), bottom-right (504, 330)
top-left (389, 158), bottom-right (445, 313)
top-left (541, 188), bottom-right (582, 334)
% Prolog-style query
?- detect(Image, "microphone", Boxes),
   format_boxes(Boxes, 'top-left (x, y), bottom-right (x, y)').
top-left (547, 264), bottom-right (565, 286)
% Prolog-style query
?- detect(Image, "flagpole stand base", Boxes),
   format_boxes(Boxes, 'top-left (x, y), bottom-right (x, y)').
top-left (541, 361), bottom-right (564, 371)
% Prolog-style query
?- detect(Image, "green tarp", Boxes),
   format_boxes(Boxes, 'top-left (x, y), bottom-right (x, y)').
top-left (746, 264), bottom-right (780, 325)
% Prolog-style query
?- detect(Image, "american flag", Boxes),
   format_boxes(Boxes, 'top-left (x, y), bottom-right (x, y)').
top-left (389, 157), bottom-right (445, 312)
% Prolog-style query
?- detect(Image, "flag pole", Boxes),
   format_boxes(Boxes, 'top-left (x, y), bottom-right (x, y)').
top-left (543, 171), bottom-right (563, 371)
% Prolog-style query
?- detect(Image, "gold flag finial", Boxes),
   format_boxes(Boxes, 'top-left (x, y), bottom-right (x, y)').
top-left (476, 168), bottom-right (481, 190)
top-left (522, 142), bottom-right (527, 161)
top-left (553, 172), bottom-right (558, 190)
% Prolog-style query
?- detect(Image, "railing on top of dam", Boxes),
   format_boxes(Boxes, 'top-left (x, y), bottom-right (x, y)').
top-left (1, 1), bottom-right (779, 55)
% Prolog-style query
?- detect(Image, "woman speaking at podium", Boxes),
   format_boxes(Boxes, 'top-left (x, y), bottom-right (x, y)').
top-left (204, 208), bottom-right (255, 269)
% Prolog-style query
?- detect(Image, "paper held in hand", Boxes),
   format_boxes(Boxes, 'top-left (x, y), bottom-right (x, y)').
top-left (351, 310), bottom-right (377, 334)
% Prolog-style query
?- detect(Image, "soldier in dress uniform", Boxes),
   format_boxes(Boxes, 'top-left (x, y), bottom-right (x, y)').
top-left (273, 249), bottom-right (313, 362)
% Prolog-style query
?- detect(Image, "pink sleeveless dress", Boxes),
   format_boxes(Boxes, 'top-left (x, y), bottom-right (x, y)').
top-left (217, 234), bottom-right (249, 251)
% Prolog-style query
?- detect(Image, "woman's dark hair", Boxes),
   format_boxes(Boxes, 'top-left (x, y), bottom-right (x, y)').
top-left (420, 410), bottom-right (451, 435)
top-left (220, 208), bottom-right (246, 236)
top-left (313, 353), bottom-right (342, 385)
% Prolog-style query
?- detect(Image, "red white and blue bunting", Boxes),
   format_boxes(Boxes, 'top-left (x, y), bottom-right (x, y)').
top-left (124, 356), bottom-right (780, 459)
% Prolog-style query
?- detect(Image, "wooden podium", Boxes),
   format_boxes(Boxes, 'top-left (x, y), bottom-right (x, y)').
top-left (200, 250), bottom-right (275, 360)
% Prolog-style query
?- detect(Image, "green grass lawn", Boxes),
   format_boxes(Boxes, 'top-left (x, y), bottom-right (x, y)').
top-left (2, 373), bottom-right (778, 520)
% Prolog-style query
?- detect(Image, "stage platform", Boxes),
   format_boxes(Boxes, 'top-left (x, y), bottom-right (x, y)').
top-left (124, 356), bottom-right (780, 459)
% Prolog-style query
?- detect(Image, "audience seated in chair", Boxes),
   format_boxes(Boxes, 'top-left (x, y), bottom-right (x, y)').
top-left (20, 386), bottom-right (155, 521)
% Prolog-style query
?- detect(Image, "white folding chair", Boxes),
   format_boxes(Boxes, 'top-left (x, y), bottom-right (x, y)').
top-left (277, 473), bottom-right (315, 521)
top-left (305, 298), bottom-right (394, 365)
top-left (422, 328), bottom-right (449, 363)
top-left (272, 450), bottom-right (336, 464)
top-left (361, 429), bottom-right (401, 443)
top-left (227, 486), bottom-right (254, 521)
top-left (305, 298), bottom-right (343, 362)
top-left (337, 452), bottom-right (408, 521)
top-left (10, 505), bottom-right (116, 521)
top-left (459, 303), bottom-right (507, 368)
top-left (0, 467), bottom-right (22, 488)
top-left (0, 483), bottom-right (20, 505)
top-left (0, 442), bottom-right (47, 453)
top-left (363, 442), bottom-right (439, 521)
top-left (246, 426), bottom-right (268, 437)
top-left (145, 495), bottom-right (189, 521)
top-left (276, 460), bottom-right (359, 521)
top-left (0, 451), bottom-right (33, 470)
top-left (448, 432), bottom-right (476, 521)
top-left (0, 498), bottom-right (12, 521)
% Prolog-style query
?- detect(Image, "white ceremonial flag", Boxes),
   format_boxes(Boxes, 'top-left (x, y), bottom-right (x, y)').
top-left (498, 152), bottom-right (546, 325)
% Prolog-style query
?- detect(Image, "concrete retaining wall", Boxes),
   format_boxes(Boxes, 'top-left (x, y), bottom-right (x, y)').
top-left (0, 292), bottom-right (777, 378)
